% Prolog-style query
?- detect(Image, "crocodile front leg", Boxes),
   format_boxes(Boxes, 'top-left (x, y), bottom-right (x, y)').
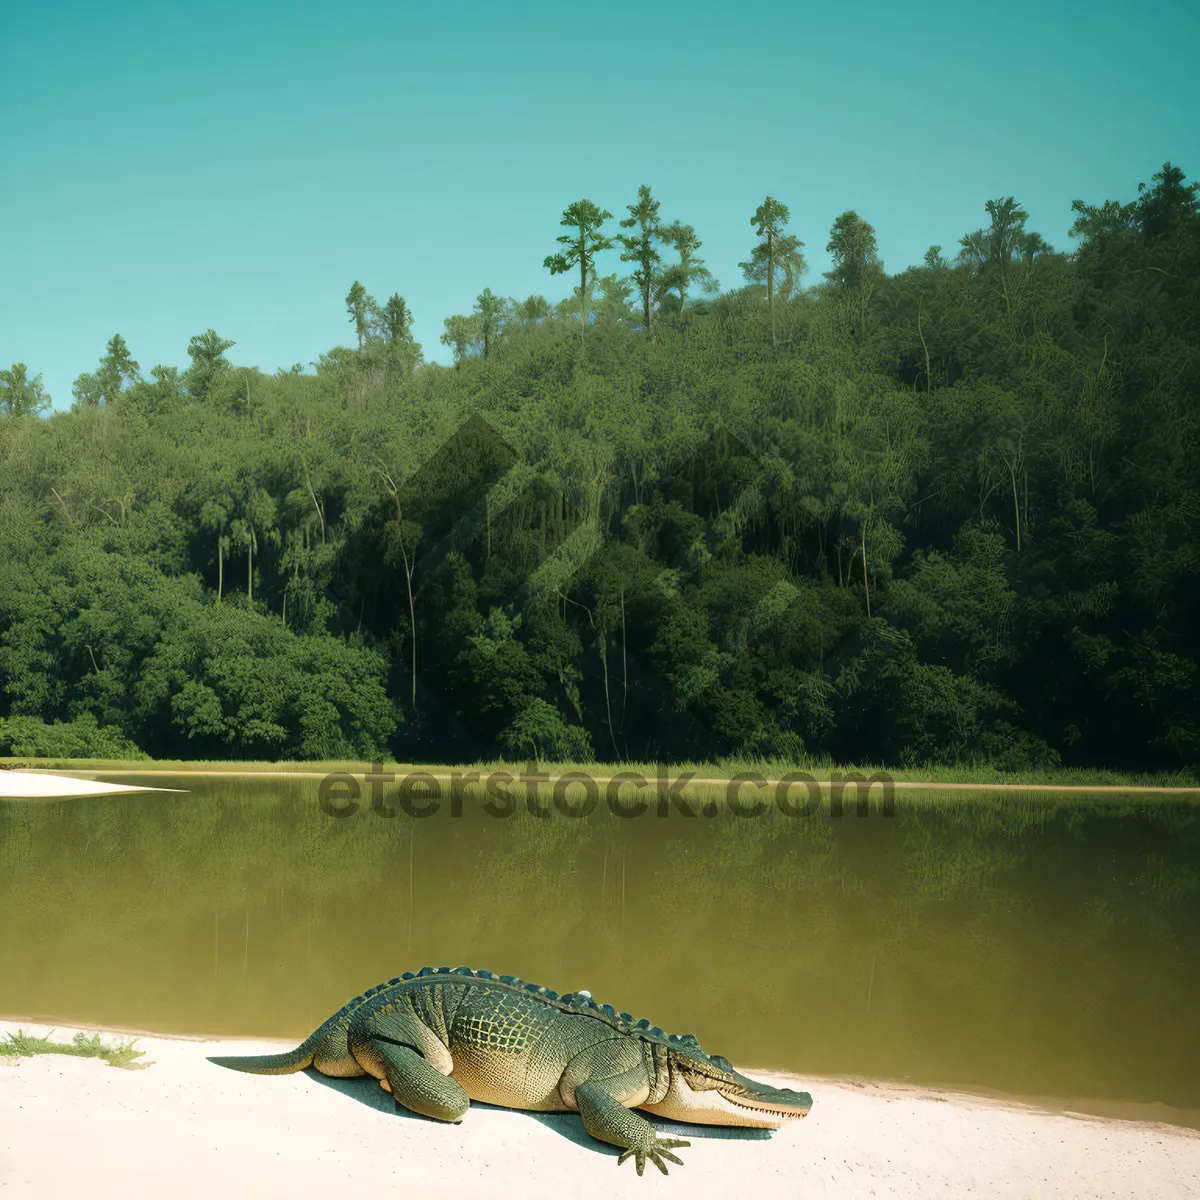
top-left (574, 1081), bottom-right (690, 1176)
top-left (561, 1039), bottom-right (690, 1176)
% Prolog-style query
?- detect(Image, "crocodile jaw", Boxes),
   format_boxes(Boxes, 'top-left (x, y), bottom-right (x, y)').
top-left (641, 1082), bottom-right (813, 1128)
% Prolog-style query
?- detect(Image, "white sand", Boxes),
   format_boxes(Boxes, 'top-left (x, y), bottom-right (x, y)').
top-left (0, 1020), bottom-right (1195, 1198)
top-left (0, 771), bottom-right (186, 799)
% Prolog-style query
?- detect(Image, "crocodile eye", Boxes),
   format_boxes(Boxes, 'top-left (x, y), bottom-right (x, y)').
top-left (711, 1055), bottom-right (733, 1072)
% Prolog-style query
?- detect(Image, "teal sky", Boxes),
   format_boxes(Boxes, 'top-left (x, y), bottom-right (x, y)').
top-left (3, 0), bottom-right (1197, 411)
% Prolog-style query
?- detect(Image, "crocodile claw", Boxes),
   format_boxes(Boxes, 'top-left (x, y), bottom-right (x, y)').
top-left (617, 1137), bottom-right (689, 1176)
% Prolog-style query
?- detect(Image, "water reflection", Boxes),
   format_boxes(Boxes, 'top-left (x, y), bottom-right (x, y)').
top-left (1, 776), bottom-right (1196, 1110)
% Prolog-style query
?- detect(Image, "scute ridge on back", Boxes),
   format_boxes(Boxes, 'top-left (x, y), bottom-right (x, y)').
top-left (386, 965), bottom-right (710, 1056)
top-left (324, 967), bottom-right (712, 1059)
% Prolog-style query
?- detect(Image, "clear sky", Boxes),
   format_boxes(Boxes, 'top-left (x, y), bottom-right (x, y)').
top-left (2, 0), bottom-right (1197, 411)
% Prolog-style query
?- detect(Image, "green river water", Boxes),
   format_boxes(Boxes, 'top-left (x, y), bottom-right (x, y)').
top-left (1, 773), bottom-right (1197, 1119)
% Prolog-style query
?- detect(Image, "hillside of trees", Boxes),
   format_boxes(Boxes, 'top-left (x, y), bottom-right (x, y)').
top-left (1, 166), bottom-right (1197, 771)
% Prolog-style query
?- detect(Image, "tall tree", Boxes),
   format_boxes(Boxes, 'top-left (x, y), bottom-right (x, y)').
top-left (823, 211), bottom-right (883, 336)
top-left (923, 245), bottom-right (949, 270)
top-left (148, 365), bottom-right (185, 404)
top-left (440, 314), bottom-right (480, 366)
top-left (1017, 231), bottom-right (1053, 265)
top-left (654, 221), bottom-right (719, 314)
top-left (70, 335), bottom-right (141, 408)
top-left (1134, 161), bottom-right (1200, 240)
top-left (374, 293), bottom-right (420, 375)
top-left (957, 197), bottom-right (1030, 326)
top-left (738, 238), bottom-right (806, 301)
top-left (199, 498), bottom-right (232, 604)
top-left (185, 330), bottom-right (236, 401)
top-left (345, 280), bottom-right (378, 349)
top-left (740, 197), bottom-right (804, 345)
top-left (0, 364), bottom-right (51, 417)
top-left (617, 184), bottom-right (664, 332)
top-left (473, 288), bottom-right (505, 358)
top-left (544, 200), bottom-right (616, 353)
top-left (71, 371), bottom-right (103, 408)
top-left (97, 334), bottom-right (142, 403)
top-left (230, 487), bottom-right (279, 606)
top-left (377, 293), bottom-right (413, 344)
top-left (1068, 196), bottom-right (1138, 260)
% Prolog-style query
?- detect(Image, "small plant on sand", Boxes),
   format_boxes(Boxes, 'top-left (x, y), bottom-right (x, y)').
top-left (0, 1029), bottom-right (151, 1070)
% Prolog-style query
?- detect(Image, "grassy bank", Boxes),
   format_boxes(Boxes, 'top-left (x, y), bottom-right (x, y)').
top-left (0, 1029), bottom-right (149, 1069)
top-left (3, 756), bottom-right (1197, 791)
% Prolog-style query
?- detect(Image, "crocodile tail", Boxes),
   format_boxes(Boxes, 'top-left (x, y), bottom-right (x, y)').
top-left (207, 1045), bottom-right (314, 1074)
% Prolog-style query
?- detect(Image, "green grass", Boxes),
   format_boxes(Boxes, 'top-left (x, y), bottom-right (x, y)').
top-left (0, 1029), bottom-right (151, 1069)
top-left (2, 754), bottom-right (1197, 790)
top-left (428, 756), bottom-right (1200, 790)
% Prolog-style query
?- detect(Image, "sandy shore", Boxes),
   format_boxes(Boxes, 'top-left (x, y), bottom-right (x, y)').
top-left (10, 763), bottom-right (1200, 794)
top-left (1, 1021), bottom-right (1196, 1198)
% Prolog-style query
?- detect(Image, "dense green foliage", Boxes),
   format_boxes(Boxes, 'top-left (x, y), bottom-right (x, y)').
top-left (1, 166), bottom-right (1197, 769)
top-left (0, 714), bottom-right (148, 760)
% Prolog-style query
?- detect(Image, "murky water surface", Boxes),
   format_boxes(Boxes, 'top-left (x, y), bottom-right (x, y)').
top-left (2, 775), bottom-right (1197, 1113)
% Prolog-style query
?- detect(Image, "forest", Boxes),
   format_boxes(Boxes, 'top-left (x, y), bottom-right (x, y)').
top-left (0, 165), bottom-right (1196, 772)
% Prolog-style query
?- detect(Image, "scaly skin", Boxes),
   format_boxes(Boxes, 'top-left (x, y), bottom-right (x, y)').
top-left (210, 965), bottom-right (813, 1176)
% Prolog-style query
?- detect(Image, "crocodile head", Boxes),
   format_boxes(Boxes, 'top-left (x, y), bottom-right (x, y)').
top-left (641, 1044), bottom-right (813, 1129)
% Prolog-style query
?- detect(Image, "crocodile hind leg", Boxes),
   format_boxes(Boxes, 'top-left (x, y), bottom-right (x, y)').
top-left (369, 1040), bottom-right (470, 1123)
top-left (312, 1036), bottom-right (367, 1077)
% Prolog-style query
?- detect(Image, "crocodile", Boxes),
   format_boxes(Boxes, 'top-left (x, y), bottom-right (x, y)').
top-left (210, 965), bottom-right (812, 1176)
